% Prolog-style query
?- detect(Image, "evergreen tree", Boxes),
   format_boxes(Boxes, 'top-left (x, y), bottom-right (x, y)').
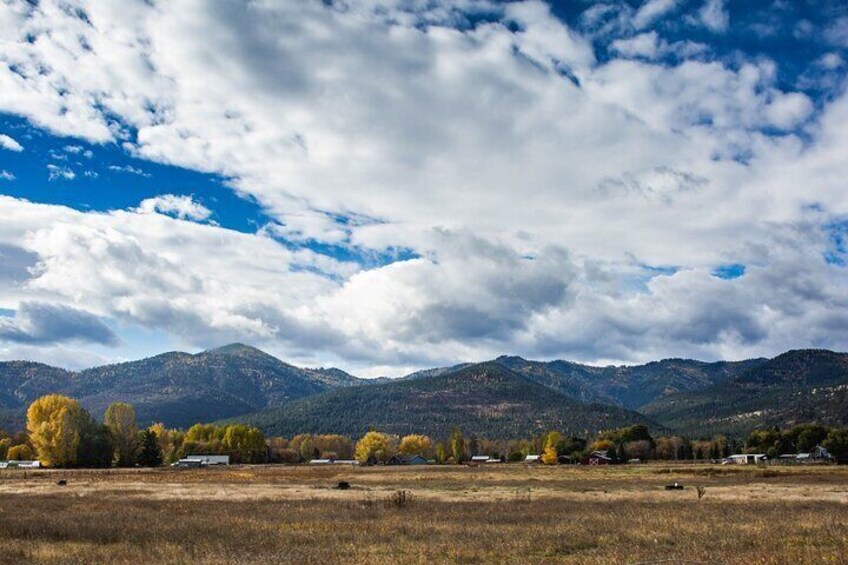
top-left (138, 429), bottom-right (164, 467)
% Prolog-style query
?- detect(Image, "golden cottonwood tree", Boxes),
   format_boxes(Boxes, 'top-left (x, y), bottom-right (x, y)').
top-left (398, 434), bottom-right (432, 456)
top-left (104, 402), bottom-right (139, 466)
top-left (354, 431), bottom-right (394, 464)
top-left (6, 444), bottom-right (34, 461)
top-left (27, 394), bottom-right (83, 467)
top-left (541, 445), bottom-right (558, 465)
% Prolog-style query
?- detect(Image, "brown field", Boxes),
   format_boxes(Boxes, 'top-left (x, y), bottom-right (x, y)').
top-left (1, 463), bottom-right (847, 564)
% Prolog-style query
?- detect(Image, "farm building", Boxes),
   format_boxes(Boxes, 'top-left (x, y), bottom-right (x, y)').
top-left (387, 454), bottom-right (428, 465)
top-left (524, 454), bottom-right (541, 464)
top-left (0, 460), bottom-right (40, 469)
top-left (175, 454), bottom-right (230, 467)
top-left (308, 459), bottom-right (334, 465)
top-left (724, 454), bottom-right (767, 465)
top-left (188, 454), bottom-right (229, 465)
top-left (581, 451), bottom-right (612, 465)
top-left (471, 455), bottom-right (502, 464)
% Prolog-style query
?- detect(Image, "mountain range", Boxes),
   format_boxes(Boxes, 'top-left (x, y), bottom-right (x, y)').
top-left (1, 344), bottom-right (847, 439)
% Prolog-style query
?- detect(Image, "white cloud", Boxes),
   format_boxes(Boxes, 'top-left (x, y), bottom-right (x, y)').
top-left (108, 164), bottom-right (150, 177)
top-left (0, 170), bottom-right (14, 181)
top-left (0, 1), bottom-right (845, 373)
top-left (0, 133), bottom-right (23, 152)
top-left (46, 164), bottom-right (75, 181)
top-left (633, 0), bottom-right (680, 30)
top-left (610, 32), bottom-right (708, 61)
top-left (698, 0), bottom-right (729, 33)
top-left (136, 194), bottom-right (212, 222)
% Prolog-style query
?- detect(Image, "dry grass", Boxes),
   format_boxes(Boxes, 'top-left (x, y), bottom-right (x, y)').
top-left (1, 464), bottom-right (847, 564)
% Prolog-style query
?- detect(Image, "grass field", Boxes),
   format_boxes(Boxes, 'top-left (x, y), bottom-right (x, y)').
top-left (1, 463), bottom-right (847, 563)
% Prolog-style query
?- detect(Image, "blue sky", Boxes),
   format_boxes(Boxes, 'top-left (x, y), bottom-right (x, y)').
top-left (1, 0), bottom-right (847, 375)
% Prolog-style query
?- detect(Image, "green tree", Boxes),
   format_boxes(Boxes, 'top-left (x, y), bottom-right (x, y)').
top-left (76, 411), bottom-right (114, 468)
top-left (138, 429), bottom-right (164, 467)
top-left (104, 402), bottom-right (139, 467)
top-left (27, 394), bottom-right (83, 467)
top-left (223, 424), bottom-right (267, 463)
top-left (0, 437), bottom-right (10, 460)
top-left (449, 427), bottom-right (465, 463)
top-left (823, 428), bottom-right (848, 460)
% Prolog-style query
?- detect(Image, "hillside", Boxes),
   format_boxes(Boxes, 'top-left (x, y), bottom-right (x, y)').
top-left (643, 349), bottom-right (848, 436)
top-left (233, 362), bottom-right (659, 439)
top-left (0, 344), bottom-right (362, 429)
top-left (460, 356), bottom-right (765, 410)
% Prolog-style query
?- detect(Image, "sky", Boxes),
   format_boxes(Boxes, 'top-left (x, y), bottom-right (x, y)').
top-left (0, 0), bottom-right (847, 377)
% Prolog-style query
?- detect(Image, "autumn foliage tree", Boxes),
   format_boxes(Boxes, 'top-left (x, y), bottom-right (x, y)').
top-left (398, 434), bottom-right (432, 457)
top-left (104, 402), bottom-right (139, 467)
top-left (354, 431), bottom-right (394, 464)
top-left (541, 444), bottom-right (558, 465)
top-left (27, 394), bottom-right (83, 468)
top-left (6, 444), bottom-right (34, 461)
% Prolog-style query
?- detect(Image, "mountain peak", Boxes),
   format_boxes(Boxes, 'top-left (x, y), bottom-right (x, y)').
top-left (208, 343), bottom-right (269, 357)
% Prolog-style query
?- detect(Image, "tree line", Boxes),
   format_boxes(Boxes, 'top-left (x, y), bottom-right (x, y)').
top-left (2, 395), bottom-right (847, 467)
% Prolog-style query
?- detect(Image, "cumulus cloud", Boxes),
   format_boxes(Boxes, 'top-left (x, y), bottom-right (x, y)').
top-left (0, 301), bottom-right (119, 346)
top-left (0, 133), bottom-right (23, 151)
top-left (136, 194), bottom-right (212, 222)
top-left (0, 0), bottom-right (846, 373)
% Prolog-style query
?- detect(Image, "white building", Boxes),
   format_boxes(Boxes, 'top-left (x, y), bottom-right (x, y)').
top-left (724, 454), bottom-right (767, 465)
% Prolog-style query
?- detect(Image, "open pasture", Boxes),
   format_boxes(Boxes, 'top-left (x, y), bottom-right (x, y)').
top-left (1, 463), bottom-right (847, 563)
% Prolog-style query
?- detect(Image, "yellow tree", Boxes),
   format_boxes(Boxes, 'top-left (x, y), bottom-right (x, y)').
top-left (104, 402), bottom-right (139, 466)
top-left (27, 394), bottom-right (83, 467)
top-left (354, 431), bottom-right (394, 464)
top-left (541, 445), bottom-right (558, 465)
top-left (398, 434), bottom-right (432, 456)
top-left (7, 444), bottom-right (34, 461)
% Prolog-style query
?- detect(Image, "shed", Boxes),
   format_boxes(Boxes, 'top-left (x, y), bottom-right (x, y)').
top-left (581, 451), bottom-right (612, 465)
top-left (524, 454), bottom-right (541, 464)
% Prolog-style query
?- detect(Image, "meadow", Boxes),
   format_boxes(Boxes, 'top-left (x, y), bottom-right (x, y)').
top-left (1, 463), bottom-right (846, 564)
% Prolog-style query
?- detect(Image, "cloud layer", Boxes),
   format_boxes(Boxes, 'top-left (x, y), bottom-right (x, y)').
top-left (0, 0), bottom-right (847, 374)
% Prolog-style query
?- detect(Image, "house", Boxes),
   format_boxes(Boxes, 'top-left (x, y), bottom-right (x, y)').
top-left (186, 454), bottom-right (229, 466)
top-left (723, 454), bottom-right (767, 465)
top-left (308, 458), bottom-right (334, 465)
top-left (471, 455), bottom-right (501, 464)
top-left (581, 451), bottom-right (612, 465)
top-left (524, 454), bottom-right (541, 464)
top-left (387, 454), bottom-right (428, 465)
top-left (331, 460), bottom-right (360, 466)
